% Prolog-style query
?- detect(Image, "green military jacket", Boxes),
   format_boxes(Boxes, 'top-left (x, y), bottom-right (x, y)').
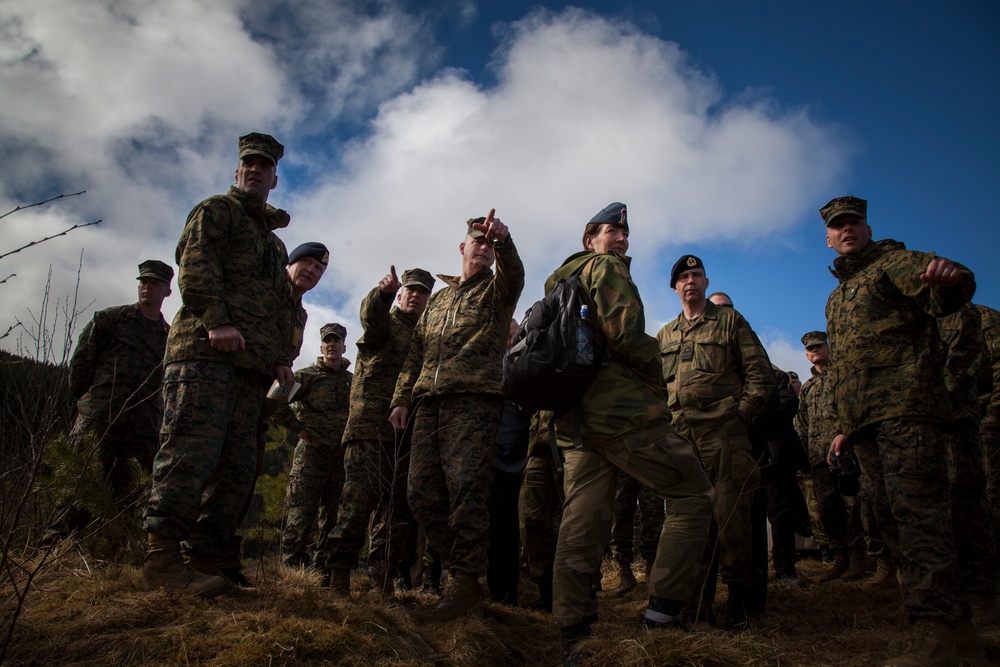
top-left (272, 357), bottom-right (353, 447)
top-left (938, 302), bottom-right (987, 423)
top-left (825, 239), bottom-right (976, 438)
top-left (391, 237), bottom-right (524, 408)
top-left (545, 251), bottom-right (670, 448)
top-left (794, 366), bottom-right (839, 466)
top-left (69, 303), bottom-right (169, 434)
top-left (342, 287), bottom-right (420, 444)
top-left (978, 304), bottom-right (1000, 425)
top-left (164, 186), bottom-right (294, 377)
top-left (657, 300), bottom-right (774, 446)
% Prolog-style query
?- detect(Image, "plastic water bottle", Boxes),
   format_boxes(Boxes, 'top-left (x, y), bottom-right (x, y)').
top-left (577, 305), bottom-right (593, 365)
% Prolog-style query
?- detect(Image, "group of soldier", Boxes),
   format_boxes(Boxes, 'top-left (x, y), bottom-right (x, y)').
top-left (56, 131), bottom-right (999, 667)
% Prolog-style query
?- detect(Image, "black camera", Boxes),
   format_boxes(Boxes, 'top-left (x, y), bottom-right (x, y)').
top-left (829, 449), bottom-right (862, 496)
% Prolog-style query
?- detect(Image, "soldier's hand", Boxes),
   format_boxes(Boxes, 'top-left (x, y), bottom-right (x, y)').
top-left (471, 208), bottom-right (509, 243)
top-left (379, 265), bottom-right (402, 295)
top-left (389, 406), bottom-right (408, 432)
top-left (208, 325), bottom-right (245, 353)
top-left (920, 257), bottom-right (962, 287)
top-left (274, 365), bottom-right (294, 387)
top-left (828, 434), bottom-right (847, 464)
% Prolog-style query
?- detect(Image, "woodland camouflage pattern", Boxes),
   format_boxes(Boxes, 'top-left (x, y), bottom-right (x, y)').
top-left (978, 304), bottom-right (1000, 519)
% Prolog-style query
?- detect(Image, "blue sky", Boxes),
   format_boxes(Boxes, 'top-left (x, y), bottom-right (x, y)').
top-left (1, 0), bottom-right (997, 379)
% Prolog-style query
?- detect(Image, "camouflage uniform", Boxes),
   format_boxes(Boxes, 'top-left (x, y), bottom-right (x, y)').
top-left (938, 303), bottom-right (997, 596)
top-left (69, 303), bottom-right (169, 494)
top-left (547, 251), bottom-right (714, 628)
top-left (520, 411), bottom-right (562, 592)
top-left (794, 366), bottom-right (864, 553)
top-left (145, 186), bottom-right (294, 559)
top-left (978, 305), bottom-right (1000, 526)
top-left (391, 235), bottom-right (524, 579)
top-left (826, 237), bottom-right (974, 624)
top-left (273, 356), bottom-right (352, 564)
top-left (657, 299), bottom-right (774, 607)
top-left (325, 286), bottom-right (422, 574)
top-left (610, 472), bottom-right (664, 566)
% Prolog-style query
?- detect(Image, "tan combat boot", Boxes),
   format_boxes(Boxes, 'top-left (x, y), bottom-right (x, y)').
top-left (184, 553), bottom-right (258, 598)
top-left (411, 573), bottom-right (483, 623)
top-left (864, 554), bottom-right (899, 589)
top-left (884, 618), bottom-right (958, 667)
top-left (142, 534), bottom-right (229, 599)
top-left (842, 547), bottom-right (868, 581)
top-left (816, 548), bottom-right (849, 582)
top-left (611, 562), bottom-right (638, 597)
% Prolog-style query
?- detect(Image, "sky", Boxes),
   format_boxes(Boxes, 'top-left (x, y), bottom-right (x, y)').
top-left (1, 0), bottom-right (997, 381)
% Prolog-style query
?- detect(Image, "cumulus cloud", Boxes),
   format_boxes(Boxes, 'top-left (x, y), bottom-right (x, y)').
top-left (1, 3), bottom-right (849, 370)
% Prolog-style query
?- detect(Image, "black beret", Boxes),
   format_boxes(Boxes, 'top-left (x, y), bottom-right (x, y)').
top-left (669, 254), bottom-right (704, 288)
top-left (288, 242), bottom-right (329, 266)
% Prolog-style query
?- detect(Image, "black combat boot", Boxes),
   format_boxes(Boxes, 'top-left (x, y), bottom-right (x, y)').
top-left (561, 622), bottom-right (593, 667)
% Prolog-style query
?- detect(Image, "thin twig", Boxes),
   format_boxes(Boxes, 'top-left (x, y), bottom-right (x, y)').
top-left (0, 191), bottom-right (87, 221)
top-left (0, 220), bottom-right (101, 261)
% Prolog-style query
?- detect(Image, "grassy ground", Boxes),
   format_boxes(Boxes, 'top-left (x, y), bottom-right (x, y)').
top-left (3, 547), bottom-right (998, 666)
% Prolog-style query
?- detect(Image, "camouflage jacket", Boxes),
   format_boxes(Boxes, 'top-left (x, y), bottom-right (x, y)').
top-left (977, 304), bottom-right (1000, 424)
top-left (272, 357), bottom-right (353, 447)
top-left (794, 366), bottom-right (839, 466)
top-left (391, 236), bottom-right (524, 408)
top-left (825, 239), bottom-right (976, 437)
top-left (657, 300), bottom-right (775, 440)
top-left (938, 302), bottom-right (987, 423)
top-left (342, 287), bottom-right (420, 444)
top-left (545, 251), bottom-right (670, 447)
top-left (164, 186), bottom-right (294, 377)
top-left (69, 303), bottom-right (168, 434)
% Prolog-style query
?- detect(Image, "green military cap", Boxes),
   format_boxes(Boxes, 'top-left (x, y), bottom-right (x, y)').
top-left (466, 217), bottom-right (486, 239)
top-left (137, 259), bottom-right (174, 283)
top-left (320, 323), bottom-right (347, 341)
top-left (238, 132), bottom-right (284, 165)
top-left (801, 331), bottom-right (828, 347)
top-left (819, 196), bottom-right (867, 226)
top-left (401, 268), bottom-right (435, 293)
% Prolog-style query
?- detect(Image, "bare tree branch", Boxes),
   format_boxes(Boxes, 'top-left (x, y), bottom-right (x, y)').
top-left (0, 274), bottom-right (15, 285)
top-left (0, 191), bottom-right (87, 221)
top-left (0, 220), bottom-right (101, 262)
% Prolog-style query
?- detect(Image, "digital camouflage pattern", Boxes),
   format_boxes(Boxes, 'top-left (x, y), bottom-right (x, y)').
top-left (272, 357), bottom-right (353, 560)
top-left (825, 239), bottom-right (976, 438)
top-left (794, 368), bottom-right (840, 467)
top-left (976, 304), bottom-right (1000, 519)
top-left (391, 237), bottom-right (524, 409)
top-left (544, 251), bottom-right (670, 445)
top-left (611, 470), bottom-right (664, 564)
top-left (164, 186), bottom-right (295, 376)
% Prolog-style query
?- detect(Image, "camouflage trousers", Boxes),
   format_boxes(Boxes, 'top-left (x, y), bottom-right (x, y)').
top-left (72, 413), bottom-right (158, 500)
top-left (408, 394), bottom-right (503, 579)
top-left (982, 415), bottom-right (1000, 545)
top-left (798, 473), bottom-right (829, 546)
top-left (553, 421), bottom-right (713, 628)
top-left (281, 439), bottom-right (346, 563)
top-left (144, 361), bottom-right (268, 558)
top-left (811, 463), bottom-right (864, 551)
top-left (945, 417), bottom-right (997, 596)
top-left (325, 437), bottom-right (416, 573)
top-left (610, 470), bottom-right (664, 564)
top-left (520, 438), bottom-right (562, 583)
top-left (852, 418), bottom-right (970, 624)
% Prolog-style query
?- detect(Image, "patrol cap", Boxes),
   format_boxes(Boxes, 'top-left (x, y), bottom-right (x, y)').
top-left (589, 202), bottom-right (628, 232)
top-left (669, 254), bottom-right (705, 288)
top-left (320, 323), bottom-right (347, 341)
top-left (801, 331), bottom-right (828, 348)
top-left (466, 217), bottom-right (486, 239)
top-left (137, 259), bottom-right (173, 283)
top-left (238, 132), bottom-right (284, 165)
top-left (401, 268), bottom-right (435, 293)
top-left (820, 196), bottom-right (867, 226)
top-left (288, 242), bottom-right (329, 266)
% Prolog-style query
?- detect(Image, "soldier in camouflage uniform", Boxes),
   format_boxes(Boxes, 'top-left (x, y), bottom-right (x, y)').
top-left (323, 266), bottom-right (434, 596)
top-left (520, 410), bottom-right (561, 612)
top-left (823, 195), bottom-right (980, 666)
top-left (657, 254), bottom-right (775, 631)
top-left (938, 303), bottom-right (998, 615)
top-left (978, 304), bottom-right (1000, 537)
top-left (548, 203), bottom-right (713, 665)
top-left (273, 322), bottom-right (352, 570)
top-left (793, 331), bottom-right (866, 583)
top-left (389, 209), bottom-right (524, 621)
top-left (45, 260), bottom-right (173, 543)
top-left (143, 133), bottom-right (296, 598)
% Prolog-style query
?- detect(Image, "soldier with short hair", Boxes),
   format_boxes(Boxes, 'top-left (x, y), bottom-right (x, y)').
top-left (823, 195), bottom-right (980, 665)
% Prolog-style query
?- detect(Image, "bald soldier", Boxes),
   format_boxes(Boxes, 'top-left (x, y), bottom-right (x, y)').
top-left (822, 195), bottom-right (981, 666)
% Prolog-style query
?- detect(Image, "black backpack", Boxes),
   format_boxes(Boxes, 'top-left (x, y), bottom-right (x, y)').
top-left (502, 261), bottom-right (605, 415)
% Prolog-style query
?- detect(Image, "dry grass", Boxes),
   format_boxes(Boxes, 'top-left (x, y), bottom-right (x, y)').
top-left (3, 553), bottom-right (999, 666)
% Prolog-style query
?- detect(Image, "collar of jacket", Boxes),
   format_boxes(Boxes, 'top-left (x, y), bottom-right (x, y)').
top-left (437, 265), bottom-right (494, 292)
top-left (127, 302), bottom-right (169, 331)
top-left (674, 297), bottom-right (720, 331)
top-left (225, 186), bottom-right (290, 230)
top-left (392, 307), bottom-right (420, 328)
top-left (315, 357), bottom-right (351, 372)
top-left (829, 238), bottom-right (905, 281)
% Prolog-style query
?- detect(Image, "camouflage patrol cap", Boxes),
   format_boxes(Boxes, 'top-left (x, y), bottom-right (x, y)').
top-left (238, 132), bottom-right (284, 165)
top-left (401, 268), bottom-right (435, 293)
top-left (320, 323), bottom-right (347, 341)
top-left (820, 196), bottom-right (867, 226)
top-left (288, 242), bottom-right (329, 266)
top-left (137, 259), bottom-right (174, 283)
top-left (589, 202), bottom-right (628, 232)
top-left (466, 217), bottom-right (487, 239)
top-left (800, 331), bottom-right (828, 348)
top-left (669, 254), bottom-right (705, 288)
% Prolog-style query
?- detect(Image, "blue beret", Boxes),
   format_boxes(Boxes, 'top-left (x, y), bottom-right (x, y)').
top-left (288, 242), bottom-right (329, 266)
top-left (588, 202), bottom-right (628, 232)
